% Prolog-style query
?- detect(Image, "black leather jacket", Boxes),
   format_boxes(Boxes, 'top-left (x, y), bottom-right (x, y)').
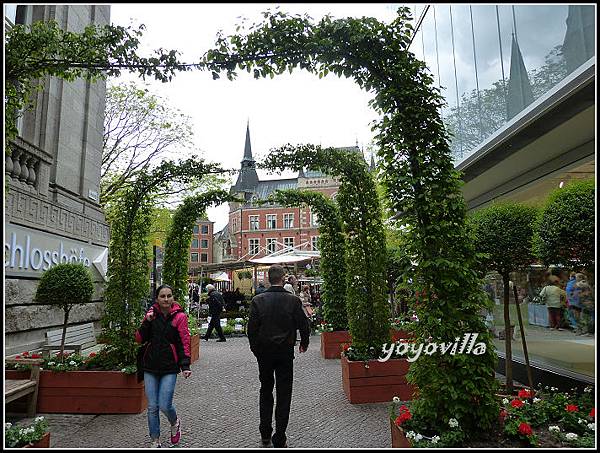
top-left (207, 290), bottom-right (225, 316)
top-left (247, 286), bottom-right (310, 355)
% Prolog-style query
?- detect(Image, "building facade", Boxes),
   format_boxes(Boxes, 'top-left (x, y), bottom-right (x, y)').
top-left (189, 219), bottom-right (214, 273)
top-left (4, 5), bottom-right (110, 354)
top-left (213, 124), bottom-right (368, 263)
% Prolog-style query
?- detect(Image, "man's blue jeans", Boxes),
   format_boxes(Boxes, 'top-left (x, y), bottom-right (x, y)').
top-left (144, 372), bottom-right (178, 440)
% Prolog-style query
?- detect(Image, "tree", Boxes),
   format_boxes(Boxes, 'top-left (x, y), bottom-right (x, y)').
top-left (534, 179), bottom-right (595, 272)
top-left (5, 19), bottom-right (189, 147)
top-left (470, 202), bottom-right (538, 392)
top-left (102, 82), bottom-right (194, 206)
top-left (265, 189), bottom-right (348, 331)
top-left (34, 263), bottom-right (94, 361)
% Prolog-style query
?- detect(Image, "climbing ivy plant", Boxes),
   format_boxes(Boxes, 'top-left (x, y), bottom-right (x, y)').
top-left (265, 189), bottom-right (348, 331)
top-left (102, 158), bottom-right (224, 366)
top-left (202, 7), bottom-right (498, 439)
top-left (262, 145), bottom-right (388, 352)
top-left (162, 190), bottom-right (239, 308)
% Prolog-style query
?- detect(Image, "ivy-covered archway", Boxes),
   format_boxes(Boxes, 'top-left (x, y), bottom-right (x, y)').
top-left (162, 190), bottom-right (239, 308)
top-left (202, 7), bottom-right (499, 436)
top-left (265, 189), bottom-right (347, 331)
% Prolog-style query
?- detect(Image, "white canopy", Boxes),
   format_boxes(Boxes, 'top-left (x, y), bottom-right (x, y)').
top-left (210, 272), bottom-right (231, 281)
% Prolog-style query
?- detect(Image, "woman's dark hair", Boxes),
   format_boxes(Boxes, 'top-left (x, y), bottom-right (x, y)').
top-left (155, 284), bottom-right (173, 298)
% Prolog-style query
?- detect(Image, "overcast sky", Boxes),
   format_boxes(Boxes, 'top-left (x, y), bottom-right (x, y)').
top-left (108, 4), bottom-right (574, 231)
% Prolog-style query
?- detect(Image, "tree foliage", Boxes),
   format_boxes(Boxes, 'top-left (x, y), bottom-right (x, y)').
top-left (102, 158), bottom-right (225, 366)
top-left (533, 179), bottom-right (595, 271)
top-left (265, 189), bottom-right (348, 331)
top-left (262, 145), bottom-right (388, 352)
top-left (199, 7), bottom-right (500, 437)
top-left (161, 190), bottom-right (239, 307)
top-left (5, 19), bottom-right (189, 146)
top-left (35, 263), bottom-right (94, 360)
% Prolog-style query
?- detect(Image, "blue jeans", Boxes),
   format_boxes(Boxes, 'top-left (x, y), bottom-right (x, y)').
top-left (144, 372), bottom-right (178, 440)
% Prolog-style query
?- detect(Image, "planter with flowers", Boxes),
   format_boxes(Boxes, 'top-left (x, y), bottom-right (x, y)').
top-left (6, 350), bottom-right (147, 414)
top-left (389, 313), bottom-right (417, 343)
top-left (389, 385), bottom-right (595, 447)
top-left (317, 322), bottom-right (351, 359)
top-left (4, 416), bottom-right (50, 448)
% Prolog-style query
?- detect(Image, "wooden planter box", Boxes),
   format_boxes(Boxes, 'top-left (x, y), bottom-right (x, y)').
top-left (341, 355), bottom-right (415, 404)
top-left (190, 334), bottom-right (200, 363)
top-left (390, 329), bottom-right (412, 343)
top-left (6, 370), bottom-right (147, 414)
top-left (320, 330), bottom-right (351, 359)
top-left (24, 432), bottom-right (50, 448)
top-left (390, 419), bottom-right (411, 448)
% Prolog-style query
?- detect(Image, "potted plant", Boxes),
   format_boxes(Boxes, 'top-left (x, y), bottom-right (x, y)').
top-left (4, 416), bottom-right (50, 448)
top-left (188, 315), bottom-right (200, 363)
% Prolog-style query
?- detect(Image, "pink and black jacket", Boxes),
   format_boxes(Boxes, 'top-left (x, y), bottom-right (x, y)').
top-left (135, 302), bottom-right (191, 375)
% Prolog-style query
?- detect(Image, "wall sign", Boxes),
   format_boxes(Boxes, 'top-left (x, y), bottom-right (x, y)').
top-left (4, 223), bottom-right (109, 281)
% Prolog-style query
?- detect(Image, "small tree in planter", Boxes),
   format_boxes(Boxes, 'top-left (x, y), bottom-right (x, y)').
top-left (470, 202), bottom-right (538, 392)
top-left (35, 263), bottom-right (94, 360)
top-left (265, 189), bottom-right (348, 331)
top-left (534, 179), bottom-right (595, 273)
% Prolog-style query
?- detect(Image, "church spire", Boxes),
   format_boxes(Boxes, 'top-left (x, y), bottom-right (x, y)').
top-left (232, 121), bottom-right (259, 194)
top-left (243, 119), bottom-right (253, 161)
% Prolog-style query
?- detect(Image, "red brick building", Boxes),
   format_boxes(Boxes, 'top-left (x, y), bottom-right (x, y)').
top-left (213, 124), bottom-right (371, 263)
top-left (189, 219), bottom-right (214, 273)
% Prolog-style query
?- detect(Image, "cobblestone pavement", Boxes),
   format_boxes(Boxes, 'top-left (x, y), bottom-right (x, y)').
top-left (35, 335), bottom-right (392, 448)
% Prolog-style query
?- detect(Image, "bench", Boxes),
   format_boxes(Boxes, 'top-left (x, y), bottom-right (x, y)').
top-left (5, 358), bottom-right (43, 417)
top-left (41, 322), bottom-right (102, 358)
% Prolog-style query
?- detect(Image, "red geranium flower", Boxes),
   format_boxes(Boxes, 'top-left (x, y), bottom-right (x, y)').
top-left (398, 405), bottom-right (409, 413)
top-left (499, 409), bottom-right (508, 419)
top-left (15, 355), bottom-right (21, 359)
top-left (88, 352), bottom-right (97, 358)
top-left (566, 404), bottom-right (579, 413)
top-left (518, 389), bottom-right (534, 399)
top-left (394, 411), bottom-right (412, 426)
top-left (30, 353), bottom-right (42, 359)
top-left (343, 344), bottom-right (350, 351)
top-left (589, 408), bottom-right (595, 418)
top-left (510, 399), bottom-right (525, 408)
top-left (22, 351), bottom-right (30, 357)
top-left (518, 422), bottom-right (533, 436)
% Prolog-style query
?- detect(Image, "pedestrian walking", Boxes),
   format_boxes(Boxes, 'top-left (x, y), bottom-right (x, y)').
top-left (135, 284), bottom-right (191, 448)
top-left (575, 279), bottom-right (594, 336)
top-left (204, 284), bottom-right (227, 342)
top-left (538, 275), bottom-right (567, 330)
top-left (247, 264), bottom-right (310, 448)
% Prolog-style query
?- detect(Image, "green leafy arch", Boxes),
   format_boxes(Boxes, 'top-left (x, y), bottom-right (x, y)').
top-left (266, 189), bottom-right (348, 331)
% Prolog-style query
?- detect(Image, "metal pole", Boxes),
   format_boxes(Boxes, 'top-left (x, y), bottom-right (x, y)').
top-left (513, 283), bottom-right (534, 390)
top-left (197, 266), bottom-right (203, 319)
top-left (152, 244), bottom-right (157, 305)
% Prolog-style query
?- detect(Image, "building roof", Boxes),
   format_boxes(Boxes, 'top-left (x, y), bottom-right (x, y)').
top-left (253, 178), bottom-right (298, 200)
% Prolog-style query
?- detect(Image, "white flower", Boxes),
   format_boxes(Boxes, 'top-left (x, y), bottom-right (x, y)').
top-left (393, 397), bottom-right (400, 403)
top-left (548, 426), bottom-right (560, 432)
top-left (578, 418), bottom-right (585, 424)
top-left (121, 368), bottom-right (127, 372)
top-left (584, 386), bottom-right (592, 393)
top-left (405, 431), bottom-right (416, 439)
top-left (69, 360), bottom-right (77, 365)
top-left (533, 397), bottom-right (541, 404)
top-left (34, 416), bottom-right (44, 422)
top-left (47, 361), bottom-right (55, 366)
top-left (448, 418), bottom-right (459, 428)
top-left (5, 423), bottom-right (12, 430)
top-left (550, 386), bottom-right (558, 391)
top-left (565, 433), bottom-right (578, 441)
top-left (587, 423), bottom-right (595, 431)
top-left (502, 398), bottom-right (509, 405)
top-left (414, 433), bottom-right (423, 442)
top-left (430, 435), bottom-right (440, 444)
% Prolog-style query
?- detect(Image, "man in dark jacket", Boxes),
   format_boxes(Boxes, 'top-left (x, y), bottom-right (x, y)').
top-left (247, 264), bottom-right (310, 448)
top-left (204, 284), bottom-right (227, 342)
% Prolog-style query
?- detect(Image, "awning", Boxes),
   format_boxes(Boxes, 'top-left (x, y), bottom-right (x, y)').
top-left (210, 272), bottom-right (231, 281)
top-left (249, 251), bottom-right (319, 264)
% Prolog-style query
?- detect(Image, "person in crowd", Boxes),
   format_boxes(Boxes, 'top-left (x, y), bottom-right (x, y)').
top-left (576, 279), bottom-right (594, 336)
top-left (204, 284), bottom-right (227, 342)
top-left (247, 264), bottom-right (310, 448)
top-left (283, 280), bottom-right (295, 295)
top-left (191, 283), bottom-right (200, 309)
top-left (539, 274), bottom-right (567, 330)
top-left (566, 272), bottom-right (584, 329)
top-left (256, 281), bottom-right (267, 295)
top-left (299, 285), bottom-right (313, 318)
top-left (135, 284), bottom-right (191, 448)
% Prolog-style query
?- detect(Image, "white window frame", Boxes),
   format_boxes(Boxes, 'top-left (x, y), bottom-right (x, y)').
top-left (249, 238), bottom-right (260, 255)
top-left (266, 238), bottom-right (277, 254)
top-left (311, 212), bottom-right (319, 227)
top-left (283, 237), bottom-right (294, 249)
top-left (191, 238), bottom-right (199, 249)
top-left (283, 213), bottom-right (294, 229)
top-left (201, 239), bottom-right (209, 249)
top-left (266, 214), bottom-right (277, 229)
top-left (191, 252), bottom-right (199, 262)
top-left (201, 225), bottom-right (209, 234)
top-left (311, 236), bottom-right (319, 251)
top-left (249, 215), bottom-right (259, 230)
top-left (200, 253), bottom-right (208, 263)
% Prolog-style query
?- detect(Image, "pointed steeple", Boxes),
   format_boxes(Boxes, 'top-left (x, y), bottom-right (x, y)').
top-left (232, 121), bottom-right (259, 194)
top-left (562, 5), bottom-right (595, 73)
top-left (297, 167), bottom-right (306, 178)
top-left (369, 153), bottom-right (376, 172)
top-left (507, 34), bottom-right (534, 120)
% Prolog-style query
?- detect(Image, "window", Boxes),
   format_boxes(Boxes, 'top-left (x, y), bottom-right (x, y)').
top-left (191, 253), bottom-right (199, 262)
top-left (201, 239), bottom-right (209, 248)
top-left (200, 253), bottom-right (208, 263)
top-left (201, 225), bottom-right (209, 234)
top-left (283, 237), bottom-right (294, 249)
top-left (249, 239), bottom-right (260, 255)
top-left (193, 225), bottom-right (199, 234)
top-left (312, 236), bottom-right (319, 251)
top-left (249, 215), bottom-right (259, 230)
top-left (311, 212), bottom-right (319, 227)
top-left (266, 238), bottom-right (277, 254)
top-left (266, 214), bottom-right (277, 229)
top-left (191, 239), bottom-right (199, 249)
top-left (284, 213), bottom-right (294, 229)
